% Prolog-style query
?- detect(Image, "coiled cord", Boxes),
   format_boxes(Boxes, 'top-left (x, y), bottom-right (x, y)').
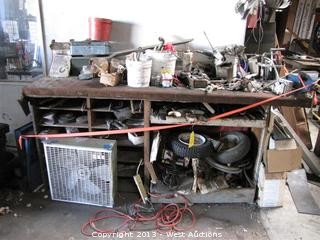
top-left (81, 193), bottom-right (196, 236)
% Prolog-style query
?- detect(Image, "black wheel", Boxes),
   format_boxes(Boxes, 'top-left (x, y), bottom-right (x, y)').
top-left (213, 132), bottom-right (251, 164)
top-left (170, 132), bottom-right (213, 158)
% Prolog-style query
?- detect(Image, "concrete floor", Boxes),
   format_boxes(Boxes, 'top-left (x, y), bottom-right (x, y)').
top-left (0, 184), bottom-right (319, 240)
top-left (0, 191), bottom-right (268, 240)
top-left (1, 120), bottom-right (320, 240)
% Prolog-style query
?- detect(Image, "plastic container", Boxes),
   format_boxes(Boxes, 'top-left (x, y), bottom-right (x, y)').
top-left (89, 17), bottom-right (112, 41)
top-left (126, 59), bottom-right (152, 87)
top-left (145, 50), bottom-right (177, 77)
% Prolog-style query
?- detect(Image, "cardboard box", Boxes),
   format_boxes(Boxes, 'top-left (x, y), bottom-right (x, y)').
top-left (266, 138), bottom-right (302, 173)
top-left (257, 164), bottom-right (286, 208)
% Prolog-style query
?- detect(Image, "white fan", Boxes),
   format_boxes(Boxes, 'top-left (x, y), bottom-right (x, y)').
top-left (43, 138), bottom-right (116, 207)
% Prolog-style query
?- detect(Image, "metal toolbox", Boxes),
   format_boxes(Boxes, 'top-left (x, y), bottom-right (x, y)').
top-left (70, 40), bottom-right (110, 56)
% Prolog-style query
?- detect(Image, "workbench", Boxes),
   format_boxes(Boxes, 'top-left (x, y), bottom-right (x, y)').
top-left (23, 77), bottom-right (311, 106)
top-left (22, 77), bottom-right (312, 203)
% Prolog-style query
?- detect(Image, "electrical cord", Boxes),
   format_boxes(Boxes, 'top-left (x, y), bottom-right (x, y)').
top-left (81, 193), bottom-right (196, 236)
top-left (161, 164), bottom-right (180, 190)
top-left (136, 158), bottom-right (143, 176)
top-left (244, 0), bottom-right (264, 53)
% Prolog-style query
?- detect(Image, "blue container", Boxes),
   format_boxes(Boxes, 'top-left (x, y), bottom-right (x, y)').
top-left (286, 71), bottom-right (318, 92)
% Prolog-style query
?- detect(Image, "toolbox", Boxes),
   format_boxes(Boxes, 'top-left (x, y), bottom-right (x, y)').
top-left (70, 40), bottom-right (110, 56)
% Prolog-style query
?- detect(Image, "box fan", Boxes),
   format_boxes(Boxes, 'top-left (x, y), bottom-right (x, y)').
top-left (43, 138), bottom-right (116, 207)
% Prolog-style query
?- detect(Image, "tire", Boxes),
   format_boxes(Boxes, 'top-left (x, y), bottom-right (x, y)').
top-left (170, 132), bottom-right (213, 158)
top-left (213, 132), bottom-right (251, 164)
top-left (205, 157), bottom-right (242, 174)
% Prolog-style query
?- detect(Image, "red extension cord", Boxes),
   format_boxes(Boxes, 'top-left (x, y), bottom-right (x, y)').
top-left (81, 193), bottom-right (196, 236)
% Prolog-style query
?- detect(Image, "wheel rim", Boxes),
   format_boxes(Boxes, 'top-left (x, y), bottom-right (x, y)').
top-left (178, 133), bottom-right (206, 146)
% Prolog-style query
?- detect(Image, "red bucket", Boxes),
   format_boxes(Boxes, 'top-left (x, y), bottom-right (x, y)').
top-left (89, 17), bottom-right (112, 41)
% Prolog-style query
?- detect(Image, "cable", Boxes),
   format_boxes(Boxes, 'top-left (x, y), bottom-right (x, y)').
top-left (136, 158), bottom-right (143, 176)
top-left (81, 193), bottom-right (196, 236)
top-left (257, 1), bottom-right (264, 53)
top-left (244, 0), bottom-right (264, 53)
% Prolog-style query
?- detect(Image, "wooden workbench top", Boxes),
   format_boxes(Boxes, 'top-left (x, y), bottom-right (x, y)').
top-left (22, 77), bottom-right (312, 107)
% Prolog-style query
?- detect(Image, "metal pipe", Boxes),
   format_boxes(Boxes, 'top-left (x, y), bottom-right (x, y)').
top-left (106, 38), bottom-right (193, 59)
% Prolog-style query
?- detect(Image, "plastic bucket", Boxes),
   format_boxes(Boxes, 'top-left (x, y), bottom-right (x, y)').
top-left (145, 50), bottom-right (177, 76)
top-left (126, 59), bottom-right (152, 87)
top-left (89, 17), bottom-right (112, 41)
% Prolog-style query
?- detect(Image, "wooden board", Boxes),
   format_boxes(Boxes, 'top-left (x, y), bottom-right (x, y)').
top-left (22, 77), bottom-right (312, 107)
top-left (151, 182), bottom-right (255, 204)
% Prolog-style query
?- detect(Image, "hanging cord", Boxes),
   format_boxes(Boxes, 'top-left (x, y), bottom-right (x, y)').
top-left (257, 1), bottom-right (264, 53)
top-left (136, 158), bottom-right (143, 176)
top-left (244, 0), bottom-right (264, 52)
top-left (81, 193), bottom-right (196, 236)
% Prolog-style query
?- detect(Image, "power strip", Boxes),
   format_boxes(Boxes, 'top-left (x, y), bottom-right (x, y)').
top-left (133, 174), bottom-right (148, 204)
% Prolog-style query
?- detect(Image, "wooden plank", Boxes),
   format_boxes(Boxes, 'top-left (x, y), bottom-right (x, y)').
top-left (86, 97), bottom-right (93, 132)
top-left (284, 58), bottom-right (320, 69)
top-left (282, 0), bottom-right (299, 44)
top-left (143, 100), bottom-right (151, 184)
top-left (30, 104), bottom-right (48, 187)
top-left (280, 106), bottom-right (313, 149)
top-left (22, 78), bottom-right (312, 107)
top-left (253, 127), bottom-right (267, 183)
top-left (41, 123), bottom-right (89, 128)
top-left (151, 182), bottom-right (255, 204)
top-left (150, 116), bottom-right (267, 128)
top-left (143, 100), bottom-right (158, 185)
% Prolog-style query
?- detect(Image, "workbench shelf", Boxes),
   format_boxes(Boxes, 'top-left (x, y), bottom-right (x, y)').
top-left (150, 116), bottom-right (267, 128)
top-left (40, 123), bottom-right (89, 129)
top-left (148, 126), bottom-right (263, 204)
top-left (91, 108), bottom-right (115, 113)
top-left (22, 78), bottom-right (310, 204)
top-left (37, 106), bottom-right (87, 112)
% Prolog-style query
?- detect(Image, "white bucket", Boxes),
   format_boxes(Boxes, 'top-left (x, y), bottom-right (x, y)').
top-left (145, 50), bottom-right (177, 76)
top-left (126, 59), bottom-right (152, 87)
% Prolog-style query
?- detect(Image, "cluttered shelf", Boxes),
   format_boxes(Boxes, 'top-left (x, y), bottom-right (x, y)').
top-left (22, 77), bottom-right (312, 107)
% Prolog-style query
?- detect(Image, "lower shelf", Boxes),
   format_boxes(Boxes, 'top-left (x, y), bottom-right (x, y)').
top-left (150, 182), bottom-right (255, 204)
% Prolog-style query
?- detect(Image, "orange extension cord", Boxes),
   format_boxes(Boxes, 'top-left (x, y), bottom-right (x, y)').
top-left (81, 193), bottom-right (196, 236)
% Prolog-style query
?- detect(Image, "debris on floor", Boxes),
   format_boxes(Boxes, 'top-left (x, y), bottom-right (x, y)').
top-left (0, 206), bottom-right (11, 215)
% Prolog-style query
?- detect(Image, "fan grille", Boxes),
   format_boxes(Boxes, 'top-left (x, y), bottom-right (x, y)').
top-left (43, 139), bottom-right (116, 207)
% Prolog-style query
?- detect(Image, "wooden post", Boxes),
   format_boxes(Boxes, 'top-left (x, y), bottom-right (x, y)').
top-left (30, 104), bottom-right (48, 187)
top-left (86, 97), bottom-right (94, 132)
top-left (143, 100), bottom-right (151, 185)
top-left (143, 100), bottom-right (158, 187)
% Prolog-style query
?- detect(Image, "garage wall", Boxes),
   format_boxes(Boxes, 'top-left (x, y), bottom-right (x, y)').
top-left (41, 0), bottom-right (246, 63)
top-left (0, 0), bottom-right (246, 147)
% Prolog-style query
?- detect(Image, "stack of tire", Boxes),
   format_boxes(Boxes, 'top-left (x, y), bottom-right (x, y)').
top-left (169, 131), bottom-right (251, 173)
top-left (170, 132), bottom-right (250, 161)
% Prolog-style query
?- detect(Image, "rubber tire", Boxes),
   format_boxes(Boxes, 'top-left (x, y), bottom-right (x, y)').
top-left (213, 132), bottom-right (251, 164)
top-left (170, 132), bottom-right (213, 158)
top-left (205, 157), bottom-right (242, 174)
